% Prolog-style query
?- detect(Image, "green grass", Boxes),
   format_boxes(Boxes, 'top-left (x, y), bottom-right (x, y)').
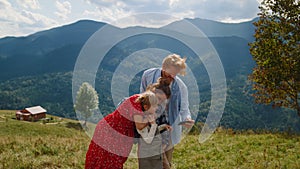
top-left (171, 133), bottom-right (300, 169)
top-left (0, 110), bottom-right (299, 169)
top-left (0, 110), bottom-right (89, 169)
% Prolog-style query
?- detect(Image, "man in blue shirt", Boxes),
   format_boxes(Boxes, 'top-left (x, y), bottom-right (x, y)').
top-left (140, 53), bottom-right (194, 168)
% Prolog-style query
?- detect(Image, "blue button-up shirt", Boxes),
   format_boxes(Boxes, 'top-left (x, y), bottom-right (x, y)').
top-left (140, 68), bottom-right (191, 145)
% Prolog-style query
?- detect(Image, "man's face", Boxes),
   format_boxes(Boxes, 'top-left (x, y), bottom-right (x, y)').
top-left (163, 65), bottom-right (181, 78)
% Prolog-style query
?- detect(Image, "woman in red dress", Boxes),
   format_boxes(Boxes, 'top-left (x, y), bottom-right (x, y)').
top-left (85, 84), bottom-right (169, 169)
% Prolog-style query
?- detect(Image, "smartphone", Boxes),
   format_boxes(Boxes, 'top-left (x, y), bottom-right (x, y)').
top-left (178, 121), bottom-right (194, 125)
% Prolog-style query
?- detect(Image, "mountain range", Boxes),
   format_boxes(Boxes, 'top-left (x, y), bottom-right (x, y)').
top-left (0, 18), bottom-right (299, 132)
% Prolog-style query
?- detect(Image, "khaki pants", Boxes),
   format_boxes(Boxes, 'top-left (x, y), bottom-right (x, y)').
top-left (138, 134), bottom-right (163, 169)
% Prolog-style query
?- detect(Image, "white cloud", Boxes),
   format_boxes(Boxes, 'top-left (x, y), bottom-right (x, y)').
top-left (0, 0), bottom-right (11, 9)
top-left (169, 0), bottom-right (180, 8)
top-left (55, 1), bottom-right (72, 20)
top-left (16, 0), bottom-right (40, 9)
top-left (110, 12), bottom-right (180, 28)
top-left (0, 0), bottom-right (261, 38)
top-left (0, 0), bottom-right (58, 38)
top-left (220, 17), bottom-right (254, 23)
top-left (85, 0), bottom-right (260, 24)
top-left (163, 0), bottom-right (260, 22)
top-left (0, 0), bottom-right (33, 24)
top-left (0, 21), bottom-right (22, 38)
top-left (21, 10), bottom-right (58, 27)
top-left (169, 10), bottom-right (195, 19)
top-left (83, 4), bottom-right (133, 23)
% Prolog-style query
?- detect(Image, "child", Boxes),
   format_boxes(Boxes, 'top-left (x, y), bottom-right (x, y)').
top-left (137, 111), bottom-right (171, 169)
top-left (137, 78), bottom-right (172, 169)
top-left (156, 104), bottom-right (172, 169)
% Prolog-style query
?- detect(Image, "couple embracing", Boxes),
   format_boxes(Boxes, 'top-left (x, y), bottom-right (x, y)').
top-left (85, 54), bottom-right (194, 169)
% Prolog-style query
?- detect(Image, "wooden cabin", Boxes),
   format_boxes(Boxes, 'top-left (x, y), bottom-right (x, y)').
top-left (16, 106), bottom-right (46, 121)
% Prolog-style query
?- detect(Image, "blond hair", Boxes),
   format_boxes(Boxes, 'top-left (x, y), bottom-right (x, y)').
top-left (136, 91), bottom-right (158, 110)
top-left (162, 54), bottom-right (187, 76)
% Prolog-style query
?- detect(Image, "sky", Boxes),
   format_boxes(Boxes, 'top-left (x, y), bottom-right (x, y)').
top-left (0, 0), bottom-right (263, 38)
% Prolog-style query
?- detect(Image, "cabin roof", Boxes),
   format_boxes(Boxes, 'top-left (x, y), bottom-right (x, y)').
top-left (24, 106), bottom-right (47, 115)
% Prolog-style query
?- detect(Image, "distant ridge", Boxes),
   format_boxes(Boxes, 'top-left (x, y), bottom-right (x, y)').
top-left (0, 18), bottom-right (256, 81)
top-left (163, 17), bottom-right (257, 41)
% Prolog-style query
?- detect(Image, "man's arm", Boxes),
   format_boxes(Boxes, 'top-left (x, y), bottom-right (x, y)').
top-left (140, 71), bottom-right (147, 93)
top-left (177, 78), bottom-right (194, 128)
top-left (140, 68), bottom-right (159, 93)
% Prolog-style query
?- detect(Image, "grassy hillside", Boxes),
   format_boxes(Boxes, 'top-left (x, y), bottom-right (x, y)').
top-left (0, 110), bottom-right (89, 169)
top-left (0, 110), bottom-right (299, 169)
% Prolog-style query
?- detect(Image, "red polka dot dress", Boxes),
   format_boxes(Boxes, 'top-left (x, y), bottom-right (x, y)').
top-left (85, 94), bottom-right (143, 169)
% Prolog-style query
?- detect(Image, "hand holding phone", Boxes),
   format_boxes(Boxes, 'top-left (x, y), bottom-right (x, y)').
top-left (178, 119), bottom-right (194, 128)
top-left (178, 121), bottom-right (194, 125)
